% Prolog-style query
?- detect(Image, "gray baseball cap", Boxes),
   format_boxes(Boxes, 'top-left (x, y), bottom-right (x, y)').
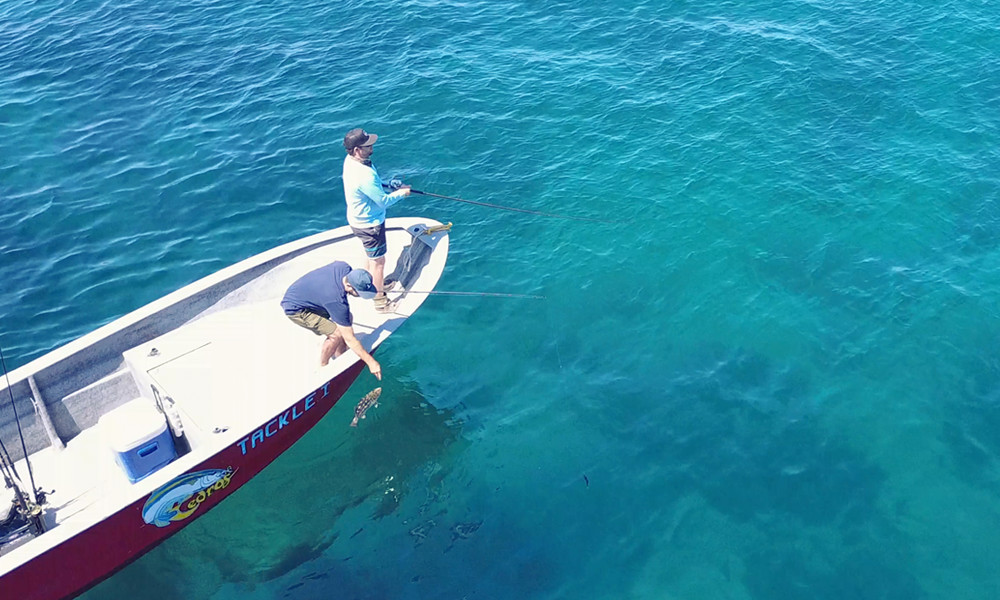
top-left (344, 128), bottom-right (378, 152)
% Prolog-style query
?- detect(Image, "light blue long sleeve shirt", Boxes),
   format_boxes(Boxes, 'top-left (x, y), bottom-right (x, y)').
top-left (342, 156), bottom-right (406, 228)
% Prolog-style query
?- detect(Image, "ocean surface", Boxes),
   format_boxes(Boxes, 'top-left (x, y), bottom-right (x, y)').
top-left (2, 0), bottom-right (999, 598)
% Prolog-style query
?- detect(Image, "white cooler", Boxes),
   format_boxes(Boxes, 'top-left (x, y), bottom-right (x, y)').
top-left (99, 400), bottom-right (177, 483)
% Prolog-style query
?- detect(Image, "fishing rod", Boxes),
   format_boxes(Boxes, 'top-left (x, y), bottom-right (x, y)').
top-left (0, 343), bottom-right (45, 534)
top-left (0, 346), bottom-right (38, 497)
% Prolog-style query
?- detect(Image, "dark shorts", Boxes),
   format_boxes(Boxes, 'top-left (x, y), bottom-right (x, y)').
top-left (287, 310), bottom-right (340, 337)
top-left (351, 223), bottom-right (387, 259)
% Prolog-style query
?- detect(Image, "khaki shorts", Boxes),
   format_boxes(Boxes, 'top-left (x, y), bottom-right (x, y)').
top-left (287, 310), bottom-right (340, 337)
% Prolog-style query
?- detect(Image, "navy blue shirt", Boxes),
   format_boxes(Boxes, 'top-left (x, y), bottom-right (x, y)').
top-left (280, 262), bottom-right (353, 326)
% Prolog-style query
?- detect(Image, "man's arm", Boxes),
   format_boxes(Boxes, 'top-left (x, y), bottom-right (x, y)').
top-left (359, 171), bottom-right (408, 209)
top-left (337, 323), bottom-right (382, 380)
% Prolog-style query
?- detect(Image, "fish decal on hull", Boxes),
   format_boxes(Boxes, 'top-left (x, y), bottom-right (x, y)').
top-left (141, 468), bottom-right (236, 527)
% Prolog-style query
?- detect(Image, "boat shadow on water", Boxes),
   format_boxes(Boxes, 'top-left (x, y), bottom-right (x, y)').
top-left (80, 381), bottom-right (467, 599)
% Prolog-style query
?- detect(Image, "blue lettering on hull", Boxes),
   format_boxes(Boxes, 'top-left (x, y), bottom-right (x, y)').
top-left (236, 385), bottom-right (333, 455)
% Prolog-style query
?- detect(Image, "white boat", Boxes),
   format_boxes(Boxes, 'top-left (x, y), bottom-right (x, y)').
top-left (0, 217), bottom-right (450, 600)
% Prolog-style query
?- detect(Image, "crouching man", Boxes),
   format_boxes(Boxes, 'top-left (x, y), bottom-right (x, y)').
top-left (280, 261), bottom-right (382, 379)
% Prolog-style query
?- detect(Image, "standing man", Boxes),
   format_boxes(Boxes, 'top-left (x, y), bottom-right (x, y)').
top-left (281, 261), bottom-right (383, 378)
top-left (342, 127), bottom-right (411, 312)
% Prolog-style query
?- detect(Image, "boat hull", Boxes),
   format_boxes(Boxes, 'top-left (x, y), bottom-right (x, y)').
top-left (4, 360), bottom-right (363, 600)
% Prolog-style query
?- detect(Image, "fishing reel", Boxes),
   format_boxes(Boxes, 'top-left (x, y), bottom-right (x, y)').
top-left (388, 178), bottom-right (404, 190)
top-left (32, 487), bottom-right (51, 507)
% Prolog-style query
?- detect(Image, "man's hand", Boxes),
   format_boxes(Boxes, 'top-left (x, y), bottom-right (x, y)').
top-left (387, 179), bottom-right (411, 197)
top-left (339, 323), bottom-right (382, 380)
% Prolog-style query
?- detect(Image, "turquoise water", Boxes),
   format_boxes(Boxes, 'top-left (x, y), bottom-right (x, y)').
top-left (2, 0), bottom-right (1000, 598)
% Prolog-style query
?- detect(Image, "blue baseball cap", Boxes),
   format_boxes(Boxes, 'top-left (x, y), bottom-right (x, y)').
top-left (346, 268), bottom-right (378, 299)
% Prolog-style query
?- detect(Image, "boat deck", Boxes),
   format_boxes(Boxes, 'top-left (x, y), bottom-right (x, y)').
top-left (6, 257), bottom-right (386, 540)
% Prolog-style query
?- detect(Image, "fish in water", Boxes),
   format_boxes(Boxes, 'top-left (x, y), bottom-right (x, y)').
top-left (350, 387), bottom-right (382, 427)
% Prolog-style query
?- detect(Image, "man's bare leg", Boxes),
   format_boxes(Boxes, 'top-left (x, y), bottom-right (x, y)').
top-left (369, 255), bottom-right (387, 293)
top-left (320, 331), bottom-right (347, 366)
top-left (370, 255), bottom-right (392, 312)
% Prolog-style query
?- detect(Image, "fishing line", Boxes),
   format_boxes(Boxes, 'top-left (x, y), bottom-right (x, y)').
top-left (409, 189), bottom-right (616, 224)
top-left (403, 290), bottom-right (545, 300)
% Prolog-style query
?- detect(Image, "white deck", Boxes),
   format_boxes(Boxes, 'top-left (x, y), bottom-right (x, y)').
top-left (0, 219), bottom-right (449, 575)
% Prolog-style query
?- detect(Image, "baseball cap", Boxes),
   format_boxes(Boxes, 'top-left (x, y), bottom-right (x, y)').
top-left (346, 268), bottom-right (378, 299)
top-left (344, 128), bottom-right (378, 152)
